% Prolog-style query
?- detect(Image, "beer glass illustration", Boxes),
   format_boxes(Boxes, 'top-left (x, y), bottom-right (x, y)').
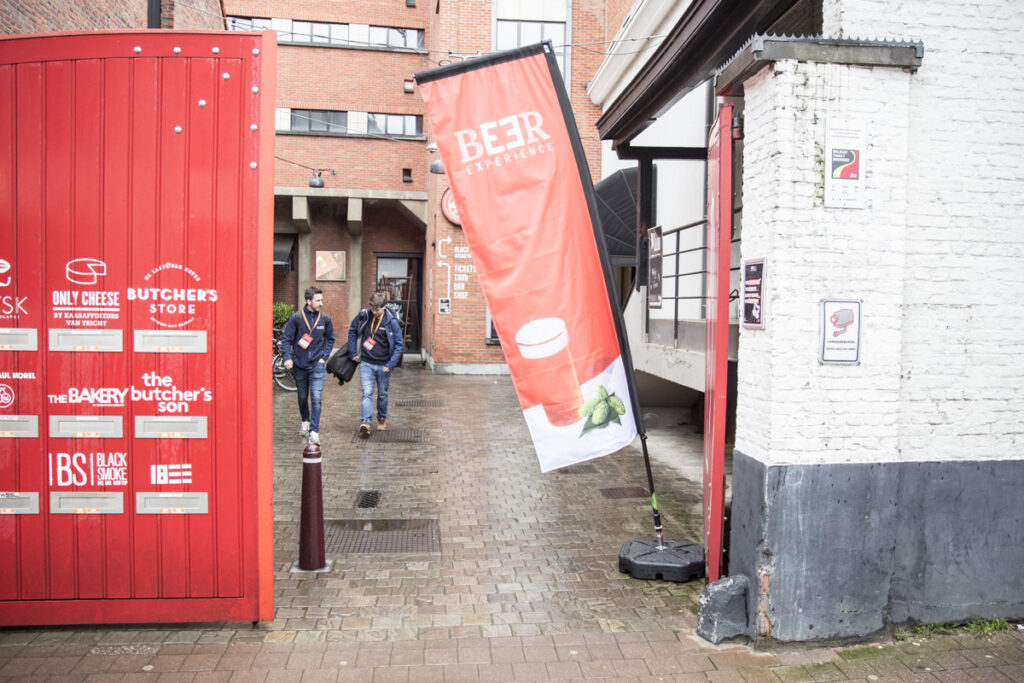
top-left (515, 317), bottom-right (584, 426)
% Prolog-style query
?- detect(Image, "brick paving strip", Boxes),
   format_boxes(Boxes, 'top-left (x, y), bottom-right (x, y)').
top-left (2, 369), bottom-right (1023, 681)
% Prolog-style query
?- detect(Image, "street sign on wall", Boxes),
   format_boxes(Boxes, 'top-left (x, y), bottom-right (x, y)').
top-left (0, 30), bottom-right (276, 626)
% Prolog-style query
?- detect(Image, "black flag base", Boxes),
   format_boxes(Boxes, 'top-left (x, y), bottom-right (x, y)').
top-left (619, 539), bottom-right (706, 582)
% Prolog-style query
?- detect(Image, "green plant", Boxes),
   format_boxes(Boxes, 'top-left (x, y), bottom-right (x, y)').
top-left (272, 302), bottom-right (294, 329)
top-left (913, 623), bottom-right (957, 637)
top-left (965, 618), bottom-right (1010, 635)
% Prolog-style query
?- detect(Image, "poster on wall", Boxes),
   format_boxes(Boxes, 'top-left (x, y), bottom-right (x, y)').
top-left (741, 258), bottom-right (765, 329)
top-left (820, 299), bottom-right (861, 364)
top-left (648, 226), bottom-right (662, 309)
top-left (825, 120), bottom-right (865, 209)
top-left (416, 42), bottom-right (640, 472)
top-left (315, 251), bottom-right (346, 281)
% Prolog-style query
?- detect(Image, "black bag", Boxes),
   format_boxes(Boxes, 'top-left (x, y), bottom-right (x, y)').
top-left (325, 347), bottom-right (358, 386)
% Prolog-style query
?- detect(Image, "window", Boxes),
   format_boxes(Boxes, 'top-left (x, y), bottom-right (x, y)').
top-left (289, 109), bottom-right (347, 134)
top-left (288, 20), bottom-right (349, 45)
top-left (368, 25), bottom-right (425, 49)
top-left (368, 113), bottom-right (423, 138)
top-left (228, 16), bottom-right (350, 46)
top-left (226, 16), bottom-right (272, 32)
top-left (495, 20), bottom-right (566, 77)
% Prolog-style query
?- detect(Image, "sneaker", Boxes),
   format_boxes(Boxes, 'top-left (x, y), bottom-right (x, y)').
top-left (300, 421), bottom-right (310, 436)
top-left (377, 418), bottom-right (387, 431)
top-left (308, 431), bottom-right (320, 445)
top-left (359, 422), bottom-right (371, 438)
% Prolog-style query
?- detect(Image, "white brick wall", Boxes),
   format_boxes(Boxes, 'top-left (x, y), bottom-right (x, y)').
top-left (738, 0), bottom-right (1024, 465)
top-left (737, 60), bottom-right (911, 466)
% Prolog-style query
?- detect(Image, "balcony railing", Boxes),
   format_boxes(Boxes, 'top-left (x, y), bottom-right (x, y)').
top-left (644, 211), bottom-right (741, 348)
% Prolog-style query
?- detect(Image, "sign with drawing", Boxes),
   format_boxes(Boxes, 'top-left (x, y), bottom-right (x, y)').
top-left (820, 299), bottom-right (861, 364)
top-left (648, 226), bottom-right (662, 309)
top-left (741, 259), bottom-right (765, 329)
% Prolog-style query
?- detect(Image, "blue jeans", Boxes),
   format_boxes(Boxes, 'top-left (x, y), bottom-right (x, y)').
top-left (360, 362), bottom-right (391, 423)
top-left (293, 362), bottom-right (325, 431)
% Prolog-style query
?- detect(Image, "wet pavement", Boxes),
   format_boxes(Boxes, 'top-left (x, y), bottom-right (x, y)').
top-left (3, 363), bottom-right (1023, 680)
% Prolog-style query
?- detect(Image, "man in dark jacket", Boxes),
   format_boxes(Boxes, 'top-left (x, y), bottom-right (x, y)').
top-left (348, 292), bottom-right (404, 436)
top-left (281, 287), bottom-right (335, 445)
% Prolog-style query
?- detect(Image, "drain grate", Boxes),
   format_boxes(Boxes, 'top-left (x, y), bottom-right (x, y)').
top-left (323, 519), bottom-right (440, 554)
top-left (356, 489), bottom-right (382, 509)
top-left (601, 486), bottom-right (649, 499)
top-left (393, 399), bottom-right (445, 407)
top-left (557, 463), bottom-right (598, 474)
top-left (352, 428), bottom-right (424, 443)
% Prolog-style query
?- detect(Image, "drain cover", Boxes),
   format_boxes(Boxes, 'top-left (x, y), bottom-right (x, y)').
top-left (352, 428), bottom-right (424, 443)
top-left (356, 489), bottom-right (382, 509)
top-left (557, 463), bottom-right (598, 474)
top-left (323, 519), bottom-right (440, 554)
top-left (393, 399), bottom-right (445, 407)
top-left (601, 486), bottom-right (649, 499)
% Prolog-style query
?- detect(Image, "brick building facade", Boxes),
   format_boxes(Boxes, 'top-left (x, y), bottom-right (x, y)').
top-left (229, 0), bottom-right (632, 369)
top-left (2, 0), bottom-right (634, 369)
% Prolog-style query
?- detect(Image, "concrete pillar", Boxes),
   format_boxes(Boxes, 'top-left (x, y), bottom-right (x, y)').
top-left (347, 198), bottom-right (364, 317)
top-left (292, 196), bottom-right (312, 310)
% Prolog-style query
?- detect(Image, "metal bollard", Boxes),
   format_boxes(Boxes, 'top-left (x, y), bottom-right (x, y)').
top-left (297, 442), bottom-right (327, 571)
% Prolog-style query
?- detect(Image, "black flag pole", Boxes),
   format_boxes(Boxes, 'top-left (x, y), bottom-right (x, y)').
top-left (537, 43), bottom-right (705, 582)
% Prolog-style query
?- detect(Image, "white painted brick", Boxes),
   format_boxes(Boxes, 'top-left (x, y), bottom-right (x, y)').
top-left (736, 0), bottom-right (1024, 466)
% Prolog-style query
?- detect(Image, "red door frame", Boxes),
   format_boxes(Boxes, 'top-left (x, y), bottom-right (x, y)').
top-left (703, 103), bottom-right (733, 583)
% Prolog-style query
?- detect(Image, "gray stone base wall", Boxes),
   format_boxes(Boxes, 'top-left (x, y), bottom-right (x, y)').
top-left (728, 451), bottom-right (1024, 641)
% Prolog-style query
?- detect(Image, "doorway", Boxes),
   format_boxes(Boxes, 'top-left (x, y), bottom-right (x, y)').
top-left (375, 253), bottom-right (422, 353)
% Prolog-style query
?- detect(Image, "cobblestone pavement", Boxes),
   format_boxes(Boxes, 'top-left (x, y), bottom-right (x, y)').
top-left (3, 365), bottom-right (1023, 680)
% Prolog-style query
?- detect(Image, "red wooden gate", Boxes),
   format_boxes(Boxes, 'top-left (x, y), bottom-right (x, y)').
top-left (703, 103), bottom-right (733, 583)
top-left (0, 30), bottom-right (276, 625)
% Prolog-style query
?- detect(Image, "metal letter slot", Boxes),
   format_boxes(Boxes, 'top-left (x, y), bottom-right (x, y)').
top-left (0, 415), bottom-right (39, 438)
top-left (49, 415), bottom-right (124, 439)
top-left (0, 328), bottom-right (38, 351)
top-left (134, 416), bottom-right (208, 439)
top-left (136, 491), bottom-right (209, 514)
top-left (50, 491), bottom-right (123, 514)
top-left (134, 329), bottom-right (208, 354)
top-left (48, 328), bottom-right (123, 352)
top-left (0, 492), bottom-right (40, 515)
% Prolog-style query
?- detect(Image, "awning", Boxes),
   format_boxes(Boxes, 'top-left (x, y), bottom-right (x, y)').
top-left (595, 0), bottom-right (801, 145)
top-left (595, 166), bottom-right (656, 268)
top-left (273, 234), bottom-right (295, 268)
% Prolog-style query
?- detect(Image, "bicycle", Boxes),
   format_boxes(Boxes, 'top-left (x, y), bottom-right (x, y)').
top-left (272, 328), bottom-right (297, 391)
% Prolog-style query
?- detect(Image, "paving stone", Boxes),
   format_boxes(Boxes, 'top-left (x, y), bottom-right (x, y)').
top-left (0, 370), bottom-right (1016, 682)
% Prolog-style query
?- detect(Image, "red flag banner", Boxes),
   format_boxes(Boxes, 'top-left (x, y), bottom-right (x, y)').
top-left (416, 43), bottom-right (639, 472)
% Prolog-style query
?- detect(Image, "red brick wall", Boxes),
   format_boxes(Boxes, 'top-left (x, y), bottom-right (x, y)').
top-left (162, 0), bottom-right (225, 29)
top-left (273, 262), bottom-right (298, 315)
top-left (0, 1), bottom-right (147, 34)
top-left (276, 135), bottom-right (427, 192)
top-left (0, 0), bottom-right (223, 34)
top-left (307, 204), bottom-right (353, 326)
top-left (360, 204), bottom-right (426, 319)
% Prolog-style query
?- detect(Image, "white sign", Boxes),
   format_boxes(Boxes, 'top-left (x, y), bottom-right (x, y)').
top-left (151, 463), bottom-right (193, 485)
top-left (820, 300), bottom-right (861, 364)
top-left (439, 298), bottom-right (451, 314)
top-left (824, 120), bottom-right (865, 209)
top-left (49, 451), bottom-right (129, 487)
top-left (129, 262), bottom-right (218, 329)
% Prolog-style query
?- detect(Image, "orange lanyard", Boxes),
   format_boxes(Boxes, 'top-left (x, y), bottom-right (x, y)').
top-left (301, 309), bottom-right (321, 334)
top-left (370, 312), bottom-right (384, 337)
